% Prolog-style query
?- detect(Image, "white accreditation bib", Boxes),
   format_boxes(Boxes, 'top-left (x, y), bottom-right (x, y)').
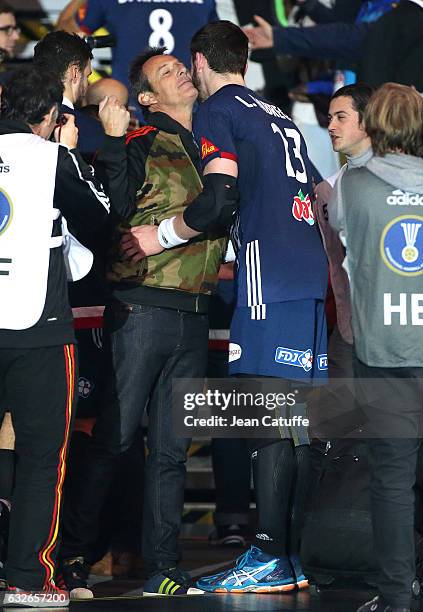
top-left (0, 133), bottom-right (92, 330)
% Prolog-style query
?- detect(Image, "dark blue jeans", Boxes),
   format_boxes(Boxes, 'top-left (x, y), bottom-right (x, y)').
top-left (354, 357), bottom-right (423, 608)
top-left (61, 303), bottom-right (208, 574)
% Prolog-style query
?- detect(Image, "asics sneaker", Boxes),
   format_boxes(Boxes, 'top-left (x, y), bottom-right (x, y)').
top-left (143, 567), bottom-right (204, 596)
top-left (289, 554), bottom-right (309, 589)
top-left (196, 545), bottom-right (296, 593)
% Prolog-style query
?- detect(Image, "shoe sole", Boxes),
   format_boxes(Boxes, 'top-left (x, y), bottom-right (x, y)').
top-left (296, 579), bottom-right (309, 590)
top-left (143, 587), bottom-right (204, 597)
top-left (206, 584), bottom-right (296, 593)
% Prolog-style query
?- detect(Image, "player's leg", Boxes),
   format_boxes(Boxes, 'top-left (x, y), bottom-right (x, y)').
top-left (198, 433), bottom-right (298, 594)
top-left (197, 301), bottom-right (325, 593)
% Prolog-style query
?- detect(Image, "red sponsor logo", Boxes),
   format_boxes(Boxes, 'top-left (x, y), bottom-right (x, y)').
top-left (292, 190), bottom-right (315, 226)
top-left (201, 137), bottom-right (219, 160)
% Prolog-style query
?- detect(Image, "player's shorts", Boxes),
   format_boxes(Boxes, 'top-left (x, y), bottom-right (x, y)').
top-left (229, 299), bottom-right (327, 383)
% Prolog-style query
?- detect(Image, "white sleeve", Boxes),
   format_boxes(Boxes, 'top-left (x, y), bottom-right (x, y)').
top-left (326, 165), bottom-right (345, 189)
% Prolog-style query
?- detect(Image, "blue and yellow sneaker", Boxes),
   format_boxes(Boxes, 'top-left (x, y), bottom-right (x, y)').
top-left (196, 546), bottom-right (296, 593)
top-left (289, 554), bottom-right (309, 589)
top-left (143, 568), bottom-right (204, 596)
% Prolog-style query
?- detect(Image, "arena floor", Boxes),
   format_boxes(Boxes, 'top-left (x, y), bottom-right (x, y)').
top-left (67, 541), bottom-right (422, 612)
top-left (70, 591), bottom-right (375, 611)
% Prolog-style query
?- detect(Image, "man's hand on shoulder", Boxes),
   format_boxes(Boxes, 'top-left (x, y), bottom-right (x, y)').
top-left (121, 225), bottom-right (165, 261)
top-left (99, 95), bottom-right (130, 137)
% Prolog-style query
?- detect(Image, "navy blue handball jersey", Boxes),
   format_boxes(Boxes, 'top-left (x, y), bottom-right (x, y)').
top-left (77, 0), bottom-right (218, 86)
top-left (193, 84), bottom-right (328, 312)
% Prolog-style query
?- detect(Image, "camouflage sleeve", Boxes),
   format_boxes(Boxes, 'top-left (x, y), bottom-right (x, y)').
top-left (97, 134), bottom-right (150, 220)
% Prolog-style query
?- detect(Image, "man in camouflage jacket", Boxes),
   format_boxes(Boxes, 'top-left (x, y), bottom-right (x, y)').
top-left (59, 48), bottom-right (231, 597)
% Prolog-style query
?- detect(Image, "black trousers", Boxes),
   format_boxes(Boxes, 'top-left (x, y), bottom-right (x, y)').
top-left (0, 344), bottom-right (77, 590)
top-left (354, 357), bottom-right (423, 608)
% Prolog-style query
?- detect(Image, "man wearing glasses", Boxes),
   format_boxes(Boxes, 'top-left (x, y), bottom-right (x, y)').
top-left (0, 2), bottom-right (20, 61)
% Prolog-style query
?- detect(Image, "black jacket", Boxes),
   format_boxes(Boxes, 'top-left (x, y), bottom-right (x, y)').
top-left (0, 120), bottom-right (110, 348)
top-left (358, 0), bottom-right (423, 89)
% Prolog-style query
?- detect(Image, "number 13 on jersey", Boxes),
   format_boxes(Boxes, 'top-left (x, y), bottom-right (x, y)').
top-left (271, 123), bottom-right (308, 184)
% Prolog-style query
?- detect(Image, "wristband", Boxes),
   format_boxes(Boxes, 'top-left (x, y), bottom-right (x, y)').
top-left (157, 216), bottom-right (188, 249)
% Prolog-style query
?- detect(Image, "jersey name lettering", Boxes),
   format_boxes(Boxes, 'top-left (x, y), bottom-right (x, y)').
top-left (237, 94), bottom-right (290, 120)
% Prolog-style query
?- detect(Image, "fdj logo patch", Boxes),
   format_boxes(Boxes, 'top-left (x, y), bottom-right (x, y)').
top-left (0, 189), bottom-right (13, 236)
top-left (78, 377), bottom-right (94, 399)
top-left (380, 215), bottom-right (423, 276)
top-left (317, 354), bottom-right (328, 371)
top-left (292, 190), bottom-right (314, 226)
top-left (275, 347), bottom-right (313, 372)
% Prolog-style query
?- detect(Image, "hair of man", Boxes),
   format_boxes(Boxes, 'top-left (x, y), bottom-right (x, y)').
top-left (364, 82), bottom-right (423, 157)
top-left (191, 20), bottom-right (248, 76)
top-left (33, 30), bottom-right (92, 84)
top-left (1, 67), bottom-right (62, 125)
top-left (129, 46), bottom-right (167, 99)
top-left (0, 1), bottom-right (13, 16)
top-left (331, 83), bottom-right (374, 125)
